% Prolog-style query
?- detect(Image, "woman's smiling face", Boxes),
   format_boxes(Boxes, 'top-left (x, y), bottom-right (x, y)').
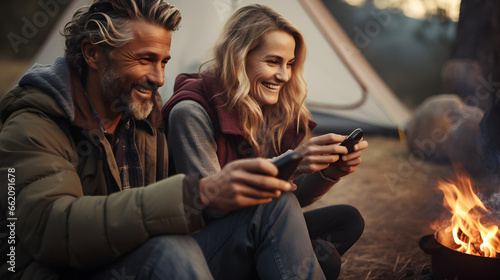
top-left (245, 30), bottom-right (296, 106)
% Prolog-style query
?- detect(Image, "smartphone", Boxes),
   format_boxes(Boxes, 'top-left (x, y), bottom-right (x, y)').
top-left (272, 151), bottom-right (303, 180)
top-left (340, 128), bottom-right (363, 153)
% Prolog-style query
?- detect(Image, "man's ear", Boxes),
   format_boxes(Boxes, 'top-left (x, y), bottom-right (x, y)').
top-left (81, 39), bottom-right (101, 71)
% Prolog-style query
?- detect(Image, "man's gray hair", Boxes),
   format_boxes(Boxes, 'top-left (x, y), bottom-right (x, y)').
top-left (63, 0), bottom-right (181, 78)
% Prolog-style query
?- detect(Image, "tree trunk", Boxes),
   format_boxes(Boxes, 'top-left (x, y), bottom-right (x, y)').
top-left (442, 0), bottom-right (499, 111)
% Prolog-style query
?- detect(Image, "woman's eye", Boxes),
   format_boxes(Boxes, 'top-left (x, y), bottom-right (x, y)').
top-left (267, 60), bottom-right (279, 65)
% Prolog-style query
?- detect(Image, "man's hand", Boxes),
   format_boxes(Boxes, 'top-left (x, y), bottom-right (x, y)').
top-left (199, 158), bottom-right (293, 212)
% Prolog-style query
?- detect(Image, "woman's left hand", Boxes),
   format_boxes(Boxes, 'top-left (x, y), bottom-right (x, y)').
top-left (292, 133), bottom-right (368, 180)
top-left (321, 138), bottom-right (368, 179)
top-left (292, 133), bottom-right (343, 174)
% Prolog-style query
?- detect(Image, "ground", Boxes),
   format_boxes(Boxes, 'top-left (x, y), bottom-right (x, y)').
top-left (304, 135), bottom-right (455, 279)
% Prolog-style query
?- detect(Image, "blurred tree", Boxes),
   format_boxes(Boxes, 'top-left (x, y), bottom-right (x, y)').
top-left (491, 1), bottom-right (500, 84)
top-left (442, 0), bottom-right (500, 111)
top-left (352, 0), bottom-right (461, 21)
top-left (477, 0), bottom-right (500, 175)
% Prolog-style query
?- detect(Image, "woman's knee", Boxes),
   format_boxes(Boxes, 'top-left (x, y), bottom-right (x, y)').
top-left (344, 205), bottom-right (365, 235)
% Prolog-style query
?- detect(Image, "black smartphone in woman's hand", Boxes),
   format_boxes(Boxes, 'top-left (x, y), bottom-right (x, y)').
top-left (340, 128), bottom-right (363, 153)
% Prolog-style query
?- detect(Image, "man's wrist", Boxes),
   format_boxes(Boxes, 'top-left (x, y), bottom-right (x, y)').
top-left (182, 174), bottom-right (207, 231)
top-left (198, 177), bottom-right (211, 208)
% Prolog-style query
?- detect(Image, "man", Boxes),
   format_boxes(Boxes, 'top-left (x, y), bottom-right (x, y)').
top-left (0, 0), bottom-right (326, 279)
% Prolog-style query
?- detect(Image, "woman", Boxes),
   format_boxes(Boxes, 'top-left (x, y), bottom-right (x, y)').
top-left (162, 4), bottom-right (367, 279)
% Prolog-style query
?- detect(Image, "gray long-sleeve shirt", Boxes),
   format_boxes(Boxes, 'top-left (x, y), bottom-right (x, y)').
top-left (167, 100), bottom-right (338, 207)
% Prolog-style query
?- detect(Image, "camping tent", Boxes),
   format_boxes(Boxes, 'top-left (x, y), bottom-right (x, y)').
top-left (30, 0), bottom-right (411, 136)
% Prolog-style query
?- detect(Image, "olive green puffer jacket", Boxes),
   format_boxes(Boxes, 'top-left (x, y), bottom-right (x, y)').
top-left (0, 59), bottom-right (195, 279)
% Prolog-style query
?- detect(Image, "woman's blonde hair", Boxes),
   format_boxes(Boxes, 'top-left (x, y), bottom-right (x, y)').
top-left (209, 4), bottom-right (311, 157)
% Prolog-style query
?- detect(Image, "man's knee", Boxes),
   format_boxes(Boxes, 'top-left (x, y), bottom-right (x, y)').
top-left (142, 235), bottom-right (205, 262)
top-left (136, 235), bottom-right (212, 279)
top-left (268, 192), bottom-right (301, 213)
top-left (259, 192), bottom-right (305, 228)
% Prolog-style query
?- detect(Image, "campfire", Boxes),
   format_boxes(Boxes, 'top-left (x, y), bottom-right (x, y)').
top-left (430, 166), bottom-right (500, 258)
top-left (419, 164), bottom-right (500, 280)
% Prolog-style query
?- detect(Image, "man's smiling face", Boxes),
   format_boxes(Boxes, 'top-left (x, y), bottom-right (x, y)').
top-left (99, 20), bottom-right (172, 120)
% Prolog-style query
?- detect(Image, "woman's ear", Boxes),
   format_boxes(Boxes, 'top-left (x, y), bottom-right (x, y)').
top-left (81, 39), bottom-right (101, 71)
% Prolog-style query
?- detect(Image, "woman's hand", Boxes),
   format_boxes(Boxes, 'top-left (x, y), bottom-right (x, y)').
top-left (292, 133), bottom-right (368, 180)
top-left (321, 137), bottom-right (368, 179)
top-left (293, 133), bottom-right (346, 175)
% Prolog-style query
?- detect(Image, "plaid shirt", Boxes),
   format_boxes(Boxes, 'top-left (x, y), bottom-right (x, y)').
top-left (86, 93), bottom-right (143, 190)
top-left (109, 117), bottom-right (144, 190)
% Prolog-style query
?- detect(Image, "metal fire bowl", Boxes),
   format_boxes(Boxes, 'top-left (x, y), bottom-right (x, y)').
top-left (419, 234), bottom-right (500, 280)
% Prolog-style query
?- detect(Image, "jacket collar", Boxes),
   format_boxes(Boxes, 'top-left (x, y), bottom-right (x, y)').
top-left (198, 72), bottom-right (244, 136)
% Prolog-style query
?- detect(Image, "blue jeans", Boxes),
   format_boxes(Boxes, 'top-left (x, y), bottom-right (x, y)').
top-left (192, 192), bottom-right (326, 280)
top-left (79, 235), bottom-right (213, 280)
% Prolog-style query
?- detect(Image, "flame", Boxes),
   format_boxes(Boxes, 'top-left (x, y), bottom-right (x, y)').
top-left (431, 167), bottom-right (500, 258)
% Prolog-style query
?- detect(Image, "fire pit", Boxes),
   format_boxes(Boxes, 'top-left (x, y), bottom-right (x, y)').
top-left (420, 165), bottom-right (500, 279)
top-left (420, 232), bottom-right (500, 280)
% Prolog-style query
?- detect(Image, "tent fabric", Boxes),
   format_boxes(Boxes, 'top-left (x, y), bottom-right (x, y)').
top-left (29, 0), bottom-right (411, 136)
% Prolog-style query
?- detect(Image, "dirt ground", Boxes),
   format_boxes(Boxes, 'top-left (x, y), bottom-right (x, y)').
top-left (304, 135), bottom-right (456, 279)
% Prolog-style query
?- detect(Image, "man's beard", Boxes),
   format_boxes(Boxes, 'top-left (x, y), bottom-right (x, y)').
top-left (99, 64), bottom-right (156, 120)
